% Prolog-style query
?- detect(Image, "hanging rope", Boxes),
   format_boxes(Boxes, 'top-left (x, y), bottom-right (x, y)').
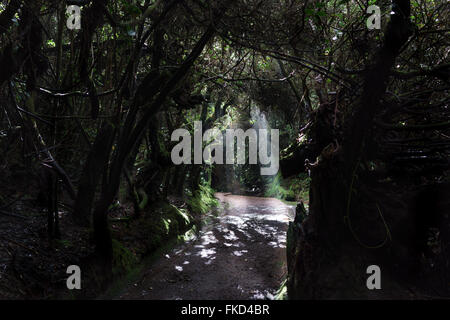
top-left (344, 160), bottom-right (392, 249)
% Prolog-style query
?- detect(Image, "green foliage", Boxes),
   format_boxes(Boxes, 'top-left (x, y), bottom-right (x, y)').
top-left (140, 201), bottom-right (193, 251)
top-left (264, 173), bottom-right (292, 200)
top-left (275, 278), bottom-right (288, 300)
top-left (45, 39), bottom-right (55, 48)
top-left (264, 173), bottom-right (310, 203)
top-left (187, 184), bottom-right (218, 215)
top-left (120, 0), bottom-right (142, 16)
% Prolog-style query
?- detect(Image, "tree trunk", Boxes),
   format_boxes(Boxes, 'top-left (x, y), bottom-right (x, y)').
top-left (88, 17), bottom-right (227, 268)
top-left (73, 123), bottom-right (115, 226)
top-left (287, 0), bottom-right (413, 299)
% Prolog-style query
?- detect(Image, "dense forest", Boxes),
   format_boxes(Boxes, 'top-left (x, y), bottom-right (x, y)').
top-left (0, 0), bottom-right (448, 299)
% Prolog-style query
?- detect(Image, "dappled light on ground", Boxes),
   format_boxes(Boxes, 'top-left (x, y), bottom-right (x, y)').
top-left (116, 193), bottom-right (295, 300)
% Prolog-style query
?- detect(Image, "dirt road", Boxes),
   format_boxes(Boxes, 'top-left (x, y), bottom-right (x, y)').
top-left (115, 193), bottom-right (295, 300)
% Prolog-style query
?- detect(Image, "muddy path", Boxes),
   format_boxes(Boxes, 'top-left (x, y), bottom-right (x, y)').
top-left (114, 193), bottom-right (295, 300)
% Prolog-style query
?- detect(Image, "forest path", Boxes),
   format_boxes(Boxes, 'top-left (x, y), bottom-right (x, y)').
top-left (115, 193), bottom-right (295, 300)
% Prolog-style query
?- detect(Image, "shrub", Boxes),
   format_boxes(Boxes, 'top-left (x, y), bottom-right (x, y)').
top-left (187, 184), bottom-right (218, 215)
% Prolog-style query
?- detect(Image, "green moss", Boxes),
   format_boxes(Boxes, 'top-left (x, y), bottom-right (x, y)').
top-left (112, 239), bottom-right (138, 276)
top-left (141, 214), bottom-right (165, 249)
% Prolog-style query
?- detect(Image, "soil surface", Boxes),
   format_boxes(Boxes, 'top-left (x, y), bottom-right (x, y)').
top-left (114, 193), bottom-right (295, 300)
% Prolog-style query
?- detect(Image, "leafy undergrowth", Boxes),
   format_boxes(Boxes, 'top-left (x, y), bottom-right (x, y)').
top-left (187, 184), bottom-right (219, 215)
top-left (264, 173), bottom-right (310, 204)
